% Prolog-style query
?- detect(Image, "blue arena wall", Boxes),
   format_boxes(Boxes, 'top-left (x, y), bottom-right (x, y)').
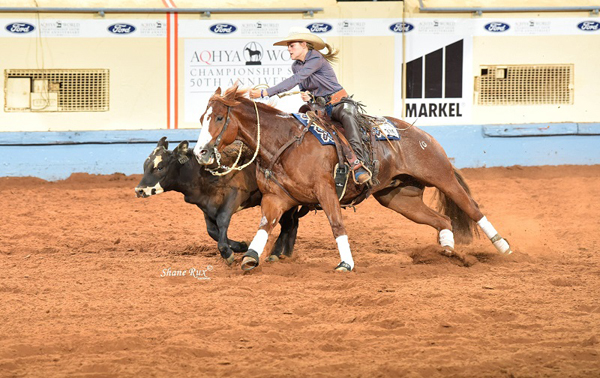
top-left (1, 123), bottom-right (599, 181)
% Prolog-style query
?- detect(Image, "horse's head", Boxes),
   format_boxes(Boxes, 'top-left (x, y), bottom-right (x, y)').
top-left (193, 86), bottom-right (241, 166)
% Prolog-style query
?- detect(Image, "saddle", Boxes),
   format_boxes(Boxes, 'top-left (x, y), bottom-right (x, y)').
top-left (263, 101), bottom-right (392, 208)
top-left (299, 102), bottom-right (380, 201)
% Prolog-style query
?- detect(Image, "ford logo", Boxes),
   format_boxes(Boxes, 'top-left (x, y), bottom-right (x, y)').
top-left (484, 22), bottom-right (510, 32)
top-left (389, 22), bottom-right (414, 33)
top-left (577, 21), bottom-right (600, 31)
top-left (6, 22), bottom-right (35, 34)
top-left (306, 23), bottom-right (333, 33)
top-left (210, 23), bottom-right (237, 34)
top-left (108, 23), bottom-right (136, 34)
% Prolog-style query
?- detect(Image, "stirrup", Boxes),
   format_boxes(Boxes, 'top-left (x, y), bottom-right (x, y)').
top-left (352, 164), bottom-right (373, 185)
top-left (334, 261), bottom-right (352, 272)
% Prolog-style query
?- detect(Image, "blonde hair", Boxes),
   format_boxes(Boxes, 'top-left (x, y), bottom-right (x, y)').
top-left (306, 42), bottom-right (339, 64)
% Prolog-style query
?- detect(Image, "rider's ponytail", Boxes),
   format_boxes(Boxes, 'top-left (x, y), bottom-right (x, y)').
top-left (306, 42), bottom-right (339, 64)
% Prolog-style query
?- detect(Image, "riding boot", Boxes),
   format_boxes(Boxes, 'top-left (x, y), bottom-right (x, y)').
top-left (331, 102), bottom-right (371, 185)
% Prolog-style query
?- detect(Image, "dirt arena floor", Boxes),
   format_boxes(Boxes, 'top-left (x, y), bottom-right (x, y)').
top-left (1, 165), bottom-right (599, 377)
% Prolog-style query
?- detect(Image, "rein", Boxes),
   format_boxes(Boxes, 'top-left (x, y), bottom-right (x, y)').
top-left (207, 100), bottom-right (261, 176)
top-left (205, 95), bottom-right (309, 205)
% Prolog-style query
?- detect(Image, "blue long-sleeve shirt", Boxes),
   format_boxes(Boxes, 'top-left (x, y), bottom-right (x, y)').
top-left (266, 49), bottom-right (343, 97)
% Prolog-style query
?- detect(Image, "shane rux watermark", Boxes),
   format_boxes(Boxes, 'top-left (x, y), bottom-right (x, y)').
top-left (160, 266), bottom-right (214, 281)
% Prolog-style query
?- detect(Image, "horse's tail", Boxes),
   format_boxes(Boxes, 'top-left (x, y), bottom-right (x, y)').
top-left (435, 168), bottom-right (480, 244)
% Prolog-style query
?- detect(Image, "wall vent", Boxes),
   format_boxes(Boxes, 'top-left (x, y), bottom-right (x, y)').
top-left (4, 69), bottom-right (109, 112)
top-left (477, 65), bottom-right (573, 105)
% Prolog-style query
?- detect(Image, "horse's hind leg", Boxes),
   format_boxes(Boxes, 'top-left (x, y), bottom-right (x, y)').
top-left (374, 184), bottom-right (472, 264)
top-left (434, 170), bottom-right (512, 255)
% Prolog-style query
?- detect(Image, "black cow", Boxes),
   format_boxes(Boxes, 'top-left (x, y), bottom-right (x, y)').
top-left (135, 137), bottom-right (300, 264)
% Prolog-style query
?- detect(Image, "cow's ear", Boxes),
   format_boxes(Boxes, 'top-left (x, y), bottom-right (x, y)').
top-left (174, 140), bottom-right (189, 164)
top-left (215, 87), bottom-right (222, 96)
top-left (157, 136), bottom-right (168, 149)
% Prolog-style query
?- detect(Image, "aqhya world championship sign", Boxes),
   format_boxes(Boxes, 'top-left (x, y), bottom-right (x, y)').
top-left (185, 38), bottom-right (299, 122)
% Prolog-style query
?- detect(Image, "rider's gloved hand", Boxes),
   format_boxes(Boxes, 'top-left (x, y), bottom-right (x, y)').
top-left (300, 91), bottom-right (311, 102)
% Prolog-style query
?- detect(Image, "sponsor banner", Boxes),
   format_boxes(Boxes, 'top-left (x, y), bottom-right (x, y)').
top-left (179, 17), bottom-right (600, 39)
top-left (179, 18), bottom-right (399, 38)
top-left (184, 39), bottom-right (304, 122)
top-left (0, 19), bottom-right (167, 38)
top-left (138, 21), bottom-right (168, 37)
top-left (39, 20), bottom-right (82, 37)
top-left (395, 34), bottom-right (474, 125)
top-left (2, 17), bottom-right (599, 38)
top-left (239, 21), bottom-right (281, 37)
top-left (577, 20), bottom-right (600, 32)
top-left (405, 19), bottom-right (473, 36)
top-left (337, 20), bottom-right (367, 36)
top-left (472, 17), bottom-right (600, 36)
top-left (4, 22), bottom-right (35, 35)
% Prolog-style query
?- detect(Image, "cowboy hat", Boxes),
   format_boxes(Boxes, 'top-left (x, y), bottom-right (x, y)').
top-left (273, 27), bottom-right (326, 51)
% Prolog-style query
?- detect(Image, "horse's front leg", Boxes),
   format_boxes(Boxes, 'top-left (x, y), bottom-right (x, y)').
top-left (316, 184), bottom-right (354, 272)
top-left (241, 194), bottom-right (289, 271)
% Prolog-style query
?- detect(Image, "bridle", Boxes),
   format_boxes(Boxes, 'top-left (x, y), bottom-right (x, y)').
top-left (212, 106), bottom-right (232, 148)
top-left (201, 100), bottom-right (261, 176)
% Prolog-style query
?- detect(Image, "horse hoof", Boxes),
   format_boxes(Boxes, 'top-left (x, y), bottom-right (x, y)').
top-left (334, 261), bottom-right (352, 272)
top-left (241, 250), bottom-right (259, 271)
top-left (224, 253), bottom-right (235, 265)
top-left (492, 236), bottom-right (512, 255)
top-left (266, 255), bottom-right (280, 262)
top-left (442, 247), bottom-right (454, 257)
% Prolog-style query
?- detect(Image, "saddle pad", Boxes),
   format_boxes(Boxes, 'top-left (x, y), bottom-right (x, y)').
top-left (292, 113), bottom-right (400, 146)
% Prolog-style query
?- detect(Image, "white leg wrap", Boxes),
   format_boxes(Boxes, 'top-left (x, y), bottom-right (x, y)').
top-left (493, 238), bottom-right (512, 254)
top-left (477, 216), bottom-right (498, 239)
top-left (439, 229), bottom-right (455, 249)
top-left (336, 235), bottom-right (354, 270)
top-left (248, 230), bottom-right (268, 257)
top-left (478, 216), bottom-right (512, 254)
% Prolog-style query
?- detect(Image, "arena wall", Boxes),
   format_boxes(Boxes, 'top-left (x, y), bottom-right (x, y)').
top-left (0, 0), bottom-right (599, 179)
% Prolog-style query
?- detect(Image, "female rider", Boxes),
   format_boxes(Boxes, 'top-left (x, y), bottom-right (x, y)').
top-left (249, 27), bottom-right (371, 185)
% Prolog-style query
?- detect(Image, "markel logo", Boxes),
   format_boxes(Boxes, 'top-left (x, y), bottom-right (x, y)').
top-left (6, 22), bottom-right (35, 33)
top-left (404, 40), bottom-right (465, 118)
top-left (484, 22), bottom-right (510, 32)
top-left (108, 23), bottom-right (136, 34)
top-left (210, 23), bottom-right (237, 34)
top-left (389, 22), bottom-right (415, 33)
top-left (577, 21), bottom-right (600, 31)
top-left (306, 23), bottom-right (333, 33)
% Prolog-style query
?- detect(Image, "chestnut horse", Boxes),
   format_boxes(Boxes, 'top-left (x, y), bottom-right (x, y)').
top-left (194, 85), bottom-right (512, 272)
